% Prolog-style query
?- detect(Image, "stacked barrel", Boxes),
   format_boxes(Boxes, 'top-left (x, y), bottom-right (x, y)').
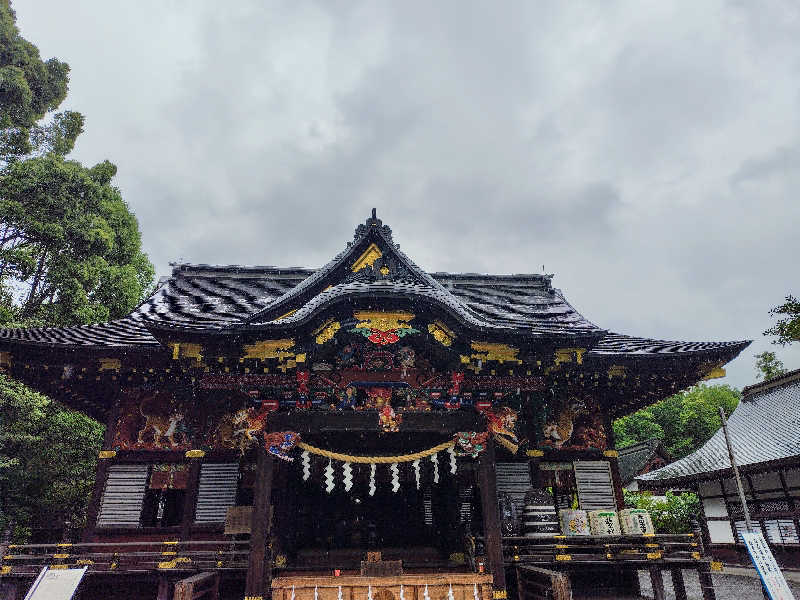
top-left (522, 488), bottom-right (560, 537)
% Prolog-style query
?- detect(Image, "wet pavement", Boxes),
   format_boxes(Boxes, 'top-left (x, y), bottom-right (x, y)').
top-left (634, 569), bottom-right (800, 599)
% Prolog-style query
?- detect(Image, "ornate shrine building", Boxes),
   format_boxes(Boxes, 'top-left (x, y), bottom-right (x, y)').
top-left (0, 211), bottom-right (749, 600)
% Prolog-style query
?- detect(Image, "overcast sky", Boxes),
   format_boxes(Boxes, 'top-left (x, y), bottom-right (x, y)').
top-left (13, 1), bottom-right (800, 388)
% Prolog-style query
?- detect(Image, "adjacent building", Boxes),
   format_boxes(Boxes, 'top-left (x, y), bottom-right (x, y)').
top-left (638, 368), bottom-right (800, 566)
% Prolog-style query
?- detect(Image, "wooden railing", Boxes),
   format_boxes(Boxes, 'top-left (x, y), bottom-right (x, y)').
top-left (0, 540), bottom-right (249, 577)
top-left (495, 533), bottom-right (703, 565)
top-left (485, 533), bottom-right (716, 600)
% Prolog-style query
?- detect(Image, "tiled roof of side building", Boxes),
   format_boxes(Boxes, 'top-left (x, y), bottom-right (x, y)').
top-left (0, 313), bottom-right (160, 348)
top-left (617, 438), bottom-right (668, 485)
top-left (638, 368), bottom-right (800, 486)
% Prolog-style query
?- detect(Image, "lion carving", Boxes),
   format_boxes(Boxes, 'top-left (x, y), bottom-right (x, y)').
top-left (210, 407), bottom-right (269, 453)
top-left (135, 391), bottom-right (188, 449)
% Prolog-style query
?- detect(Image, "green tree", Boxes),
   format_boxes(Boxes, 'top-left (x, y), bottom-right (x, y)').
top-left (0, 0), bottom-right (82, 161)
top-left (614, 384), bottom-right (740, 460)
top-left (0, 374), bottom-right (102, 541)
top-left (0, 1), bottom-right (151, 542)
top-left (0, 2), bottom-right (154, 325)
top-left (765, 295), bottom-right (800, 346)
top-left (754, 351), bottom-right (787, 382)
top-left (0, 155), bottom-right (154, 325)
top-left (623, 490), bottom-right (699, 534)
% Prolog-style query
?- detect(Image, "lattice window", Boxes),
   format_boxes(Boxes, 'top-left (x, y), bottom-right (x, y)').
top-left (495, 462), bottom-right (531, 517)
top-left (574, 461), bottom-right (616, 511)
top-left (96, 464), bottom-right (149, 528)
top-left (758, 499), bottom-right (790, 515)
top-left (194, 463), bottom-right (239, 523)
top-left (764, 520), bottom-right (799, 544)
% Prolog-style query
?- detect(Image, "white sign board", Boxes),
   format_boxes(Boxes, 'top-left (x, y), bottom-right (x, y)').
top-left (24, 566), bottom-right (87, 600)
top-left (742, 532), bottom-right (795, 600)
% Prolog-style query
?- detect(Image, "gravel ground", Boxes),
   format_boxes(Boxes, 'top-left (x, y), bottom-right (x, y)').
top-left (635, 569), bottom-right (800, 600)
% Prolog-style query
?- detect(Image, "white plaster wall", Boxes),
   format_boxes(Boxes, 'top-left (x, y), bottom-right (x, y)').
top-left (702, 497), bottom-right (728, 518)
top-left (707, 520), bottom-right (735, 544)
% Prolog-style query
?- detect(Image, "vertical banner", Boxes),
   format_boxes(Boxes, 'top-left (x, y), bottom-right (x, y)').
top-left (23, 566), bottom-right (87, 600)
top-left (742, 531), bottom-right (795, 600)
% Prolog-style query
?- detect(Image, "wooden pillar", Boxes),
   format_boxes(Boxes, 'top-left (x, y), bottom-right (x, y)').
top-left (697, 562), bottom-right (717, 600)
top-left (670, 568), bottom-right (688, 600)
top-left (157, 577), bottom-right (170, 600)
top-left (648, 566), bottom-right (666, 600)
top-left (245, 446), bottom-right (274, 600)
top-left (478, 439), bottom-right (506, 595)
top-left (270, 460), bottom-right (288, 566)
top-left (603, 414), bottom-right (625, 509)
top-left (82, 395), bottom-right (121, 542)
top-left (181, 455), bottom-right (203, 540)
top-left (693, 520), bottom-right (717, 600)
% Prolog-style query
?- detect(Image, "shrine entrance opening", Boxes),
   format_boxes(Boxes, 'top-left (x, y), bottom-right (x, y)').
top-left (267, 422), bottom-right (483, 572)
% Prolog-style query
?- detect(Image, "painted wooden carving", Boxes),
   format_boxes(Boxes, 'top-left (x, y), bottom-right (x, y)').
top-left (207, 406), bottom-right (269, 453)
top-left (348, 310), bottom-right (420, 345)
top-left (113, 388), bottom-right (194, 450)
top-left (542, 397), bottom-right (607, 450)
top-left (487, 406), bottom-right (521, 453)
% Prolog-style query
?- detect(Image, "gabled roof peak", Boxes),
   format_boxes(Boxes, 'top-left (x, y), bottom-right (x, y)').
top-left (351, 207), bottom-right (394, 244)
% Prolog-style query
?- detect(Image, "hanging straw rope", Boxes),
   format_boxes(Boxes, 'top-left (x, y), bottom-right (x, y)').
top-left (296, 440), bottom-right (456, 464)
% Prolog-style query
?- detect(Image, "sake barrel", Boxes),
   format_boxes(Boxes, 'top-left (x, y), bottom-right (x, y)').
top-left (619, 508), bottom-right (654, 535)
top-left (522, 489), bottom-right (559, 537)
top-left (559, 509), bottom-right (591, 536)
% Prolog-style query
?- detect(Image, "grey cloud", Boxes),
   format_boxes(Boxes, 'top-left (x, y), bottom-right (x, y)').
top-left (731, 144), bottom-right (800, 185)
top-left (12, 0), bottom-right (800, 389)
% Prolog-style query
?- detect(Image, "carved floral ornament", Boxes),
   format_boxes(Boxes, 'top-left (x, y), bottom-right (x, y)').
top-left (314, 310), bottom-right (422, 346)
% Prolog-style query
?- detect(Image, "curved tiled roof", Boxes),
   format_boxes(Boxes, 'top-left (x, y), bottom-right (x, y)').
top-left (0, 213), bottom-right (751, 361)
top-left (638, 369), bottom-right (800, 485)
top-left (589, 333), bottom-right (750, 358)
top-left (137, 265), bottom-right (312, 329)
top-left (0, 314), bottom-right (159, 348)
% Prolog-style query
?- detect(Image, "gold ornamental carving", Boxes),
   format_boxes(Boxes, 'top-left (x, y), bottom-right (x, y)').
top-left (314, 319), bottom-right (341, 345)
top-left (469, 342), bottom-right (522, 364)
top-left (353, 310), bottom-right (415, 331)
top-left (243, 339), bottom-right (296, 360)
top-left (554, 347), bottom-right (586, 366)
top-left (351, 243), bottom-right (383, 272)
top-left (428, 321), bottom-right (455, 346)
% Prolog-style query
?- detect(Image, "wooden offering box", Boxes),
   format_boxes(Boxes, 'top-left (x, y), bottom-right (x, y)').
top-left (272, 574), bottom-right (494, 600)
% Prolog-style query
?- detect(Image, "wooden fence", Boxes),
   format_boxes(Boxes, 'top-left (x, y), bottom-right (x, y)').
top-left (0, 539), bottom-right (248, 577)
top-left (480, 533), bottom-right (717, 600)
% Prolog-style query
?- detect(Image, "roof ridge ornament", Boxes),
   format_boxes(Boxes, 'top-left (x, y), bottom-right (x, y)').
top-left (354, 207), bottom-right (393, 243)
